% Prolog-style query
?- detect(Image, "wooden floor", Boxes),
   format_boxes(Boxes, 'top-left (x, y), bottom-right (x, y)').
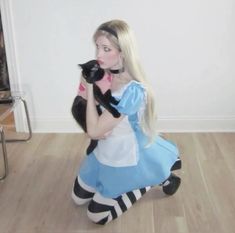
top-left (0, 104), bottom-right (15, 132)
top-left (0, 133), bottom-right (235, 233)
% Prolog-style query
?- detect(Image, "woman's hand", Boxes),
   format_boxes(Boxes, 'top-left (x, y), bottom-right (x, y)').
top-left (100, 130), bottom-right (112, 139)
top-left (85, 80), bottom-right (93, 90)
top-left (89, 130), bottom-right (112, 140)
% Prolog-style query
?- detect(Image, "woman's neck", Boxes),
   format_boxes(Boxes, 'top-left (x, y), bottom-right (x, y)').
top-left (110, 71), bottom-right (132, 92)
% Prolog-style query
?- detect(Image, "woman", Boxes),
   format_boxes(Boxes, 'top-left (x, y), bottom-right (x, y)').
top-left (72, 19), bottom-right (181, 225)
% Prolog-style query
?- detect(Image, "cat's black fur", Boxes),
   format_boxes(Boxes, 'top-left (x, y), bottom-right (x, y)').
top-left (71, 60), bottom-right (120, 154)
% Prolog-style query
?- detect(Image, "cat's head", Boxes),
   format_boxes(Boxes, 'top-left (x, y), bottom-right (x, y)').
top-left (79, 60), bottom-right (104, 82)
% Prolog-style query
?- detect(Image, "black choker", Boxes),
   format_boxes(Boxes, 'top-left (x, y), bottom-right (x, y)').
top-left (109, 67), bottom-right (125, 74)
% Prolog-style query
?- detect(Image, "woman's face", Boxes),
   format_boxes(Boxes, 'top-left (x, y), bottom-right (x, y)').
top-left (95, 35), bottom-right (121, 70)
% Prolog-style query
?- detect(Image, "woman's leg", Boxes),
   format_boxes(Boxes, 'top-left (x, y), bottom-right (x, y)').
top-left (171, 157), bottom-right (182, 171)
top-left (71, 175), bottom-right (96, 205)
top-left (87, 187), bottom-right (151, 225)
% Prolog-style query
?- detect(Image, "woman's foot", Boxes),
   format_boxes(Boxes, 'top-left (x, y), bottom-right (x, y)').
top-left (162, 173), bottom-right (181, 195)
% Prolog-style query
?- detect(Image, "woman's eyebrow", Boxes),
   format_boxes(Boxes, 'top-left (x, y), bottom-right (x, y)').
top-left (96, 42), bottom-right (110, 47)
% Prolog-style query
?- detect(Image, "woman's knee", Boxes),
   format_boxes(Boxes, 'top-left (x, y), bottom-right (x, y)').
top-left (86, 193), bottom-right (118, 225)
top-left (71, 176), bottom-right (95, 205)
top-left (87, 199), bottom-right (112, 225)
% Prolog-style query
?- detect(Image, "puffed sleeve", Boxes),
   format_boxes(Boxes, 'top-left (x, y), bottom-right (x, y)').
top-left (115, 82), bottom-right (146, 115)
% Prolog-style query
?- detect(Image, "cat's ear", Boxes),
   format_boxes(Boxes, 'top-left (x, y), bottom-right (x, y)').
top-left (78, 63), bottom-right (84, 70)
top-left (78, 60), bottom-right (97, 70)
top-left (78, 62), bottom-right (87, 69)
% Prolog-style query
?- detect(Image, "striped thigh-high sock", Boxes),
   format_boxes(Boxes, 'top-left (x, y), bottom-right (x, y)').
top-left (87, 186), bottom-right (151, 225)
top-left (71, 176), bottom-right (96, 205)
top-left (171, 157), bottom-right (182, 171)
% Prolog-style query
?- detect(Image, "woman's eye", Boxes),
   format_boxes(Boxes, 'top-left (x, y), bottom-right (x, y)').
top-left (104, 47), bottom-right (111, 52)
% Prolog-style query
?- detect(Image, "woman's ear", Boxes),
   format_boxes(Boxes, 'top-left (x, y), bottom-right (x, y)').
top-left (119, 53), bottom-right (124, 65)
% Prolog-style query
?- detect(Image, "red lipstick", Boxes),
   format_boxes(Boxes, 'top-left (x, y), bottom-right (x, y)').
top-left (97, 60), bottom-right (104, 65)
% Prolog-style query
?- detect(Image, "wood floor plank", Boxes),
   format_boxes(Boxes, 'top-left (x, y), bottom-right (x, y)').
top-left (195, 133), bottom-right (235, 233)
top-left (0, 133), bottom-right (235, 233)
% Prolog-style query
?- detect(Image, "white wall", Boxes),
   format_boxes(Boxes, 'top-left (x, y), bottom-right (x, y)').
top-left (1, 0), bottom-right (235, 132)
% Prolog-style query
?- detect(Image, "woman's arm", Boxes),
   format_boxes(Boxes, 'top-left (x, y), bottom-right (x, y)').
top-left (86, 83), bottom-right (124, 139)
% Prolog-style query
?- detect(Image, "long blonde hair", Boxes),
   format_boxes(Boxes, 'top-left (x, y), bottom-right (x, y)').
top-left (93, 20), bottom-right (157, 142)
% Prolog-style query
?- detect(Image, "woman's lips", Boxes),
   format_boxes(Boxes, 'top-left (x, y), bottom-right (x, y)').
top-left (97, 60), bottom-right (104, 65)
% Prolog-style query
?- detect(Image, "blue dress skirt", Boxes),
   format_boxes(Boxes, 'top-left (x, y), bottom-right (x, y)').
top-left (78, 81), bottom-right (180, 198)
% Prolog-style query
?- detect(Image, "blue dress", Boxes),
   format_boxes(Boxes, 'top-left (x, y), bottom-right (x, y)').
top-left (78, 81), bottom-right (179, 198)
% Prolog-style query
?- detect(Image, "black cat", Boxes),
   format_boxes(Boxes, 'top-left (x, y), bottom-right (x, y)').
top-left (71, 60), bottom-right (120, 154)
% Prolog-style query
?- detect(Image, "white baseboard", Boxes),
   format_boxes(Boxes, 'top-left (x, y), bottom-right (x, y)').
top-left (156, 116), bottom-right (235, 132)
top-left (28, 116), bottom-right (235, 133)
top-left (30, 117), bottom-right (83, 133)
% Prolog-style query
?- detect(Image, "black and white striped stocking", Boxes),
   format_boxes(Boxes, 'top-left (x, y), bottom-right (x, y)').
top-left (87, 186), bottom-right (151, 225)
top-left (71, 176), bottom-right (95, 205)
top-left (72, 171), bottom-right (180, 225)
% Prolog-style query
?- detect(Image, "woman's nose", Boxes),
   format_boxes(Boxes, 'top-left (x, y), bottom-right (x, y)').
top-left (96, 49), bottom-right (103, 59)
